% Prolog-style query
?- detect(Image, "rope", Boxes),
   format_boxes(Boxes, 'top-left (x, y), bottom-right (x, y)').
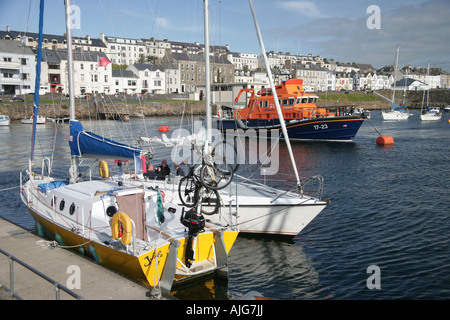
top-left (0, 186), bottom-right (20, 192)
top-left (35, 239), bottom-right (90, 250)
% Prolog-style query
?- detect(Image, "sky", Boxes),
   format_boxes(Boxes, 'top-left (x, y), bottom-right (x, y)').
top-left (0, 0), bottom-right (449, 70)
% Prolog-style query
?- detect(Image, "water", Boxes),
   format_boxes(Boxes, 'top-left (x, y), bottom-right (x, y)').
top-left (1, 110), bottom-right (449, 300)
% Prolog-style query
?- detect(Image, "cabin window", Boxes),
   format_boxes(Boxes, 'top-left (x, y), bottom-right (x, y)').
top-left (264, 101), bottom-right (268, 108)
top-left (59, 199), bottom-right (65, 211)
top-left (289, 98), bottom-right (295, 105)
top-left (282, 99), bottom-right (288, 106)
top-left (296, 98), bottom-right (301, 104)
top-left (302, 97), bottom-right (308, 104)
top-left (259, 101), bottom-right (263, 108)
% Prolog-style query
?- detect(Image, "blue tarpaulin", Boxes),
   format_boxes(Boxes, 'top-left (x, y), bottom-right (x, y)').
top-left (69, 120), bottom-right (141, 160)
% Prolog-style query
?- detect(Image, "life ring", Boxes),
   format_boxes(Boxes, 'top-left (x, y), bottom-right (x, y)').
top-left (99, 161), bottom-right (109, 178)
top-left (111, 212), bottom-right (132, 245)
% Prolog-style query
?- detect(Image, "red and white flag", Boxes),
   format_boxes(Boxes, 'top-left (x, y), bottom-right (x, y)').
top-left (98, 56), bottom-right (111, 67)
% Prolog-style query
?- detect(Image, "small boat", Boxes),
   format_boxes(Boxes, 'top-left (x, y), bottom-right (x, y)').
top-left (352, 107), bottom-right (371, 119)
top-left (217, 78), bottom-right (365, 141)
top-left (420, 107), bottom-right (442, 121)
top-left (21, 115), bottom-right (46, 124)
top-left (0, 115), bottom-right (10, 126)
top-left (48, 117), bottom-right (70, 123)
top-left (382, 107), bottom-right (411, 121)
top-left (420, 64), bottom-right (441, 122)
top-left (444, 105), bottom-right (450, 113)
top-left (382, 46), bottom-right (412, 121)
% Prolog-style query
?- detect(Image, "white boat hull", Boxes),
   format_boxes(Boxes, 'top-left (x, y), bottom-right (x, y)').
top-left (21, 116), bottom-right (46, 124)
top-left (382, 111), bottom-right (411, 120)
top-left (0, 115), bottom-right (10, 126)
top-left (420, 113), bottom-right (441, 121)
top-left (211, 201), bottom-right (327, 236)
top-left (139, 175), bottom-right (328, 237)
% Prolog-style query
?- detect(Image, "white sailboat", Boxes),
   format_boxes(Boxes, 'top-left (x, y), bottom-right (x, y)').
top-left (382, 46), bottom-right (412, 121)
top-left (420, 63), bottom-right (442, 121)
top-left (136, 0), bottom-right (329, 237)
top-left (19, 0), bottom-right (238, 296)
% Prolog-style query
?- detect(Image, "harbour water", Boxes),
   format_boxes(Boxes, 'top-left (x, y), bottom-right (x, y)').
top-left (0, 110), bottom-right (449, 300)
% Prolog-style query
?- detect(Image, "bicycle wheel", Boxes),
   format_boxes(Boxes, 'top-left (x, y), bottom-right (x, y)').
top-left (211, 140), bottom-right (240, 173)
top-left (199, 162), bottom-right (234, 190)
top-left (198, 187), bottom-right (220, 215)
top-left (178, 176), bottom-right (196, 207)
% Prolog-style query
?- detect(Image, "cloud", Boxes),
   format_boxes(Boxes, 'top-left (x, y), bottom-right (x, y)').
top-left (271, 0), bottom-right (450, 68)
top-left (277, 1), bottom-right (327, 18)
top-left (155, 17), bottom-right (169, 29)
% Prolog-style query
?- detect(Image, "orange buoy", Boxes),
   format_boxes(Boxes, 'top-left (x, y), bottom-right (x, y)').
top-left (376, 136), bottom-right (394, 145)
top-left (158, 126), bottom-right (170, 132)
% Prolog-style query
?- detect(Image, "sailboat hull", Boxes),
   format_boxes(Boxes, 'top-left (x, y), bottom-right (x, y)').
top-left (382, 111), bottom-right (411, 120)
top-left (141, 177), bottom-right (328, 237)
top-left (20, 176), bottom-right (238, 292)
top-left (211, 202), bottom-right (327, 236)
top-left (420, 114), bottom-right (441, 121)
top-left (27, 206), bottom-right (167, 285)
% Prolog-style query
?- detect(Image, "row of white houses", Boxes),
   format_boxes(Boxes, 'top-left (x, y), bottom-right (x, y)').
top-left (0, 29), bottom-right (446, 97)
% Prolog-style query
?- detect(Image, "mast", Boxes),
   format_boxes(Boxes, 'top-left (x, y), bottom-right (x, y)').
top-left (65, 0), bottom-right (79, 183)
top-left (65, 0), bottom-right (76, 120)
top-left (248, 0), bottom-right (301, 188)
top-left (426, 63), bottom-right (430, 108)
top-left (29, 0), bottom-right (45, 171)
top-left (391, 45), bottom-right (399, 109)
top-left (203, 0), bottom-right (212, 149)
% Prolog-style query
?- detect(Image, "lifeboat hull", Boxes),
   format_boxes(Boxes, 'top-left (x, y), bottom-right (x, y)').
top-left (217, 116), bottom-right (365, 141)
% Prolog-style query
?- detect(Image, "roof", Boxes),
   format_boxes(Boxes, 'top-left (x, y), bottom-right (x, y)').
top-left (131, 63), bottom-right (160, 71)
top-left (59, 49), bottom-right (109, 62)
top-left (112, 70), bottom-right (137, 78)
top-left (1, 29), bottom-right (106, 48)
top-left (395, 78), bottom-right (426, 86)
top-left (39, 48), bottom-right (61, 63)
top-left (0, 39), bottom-right (34, 55)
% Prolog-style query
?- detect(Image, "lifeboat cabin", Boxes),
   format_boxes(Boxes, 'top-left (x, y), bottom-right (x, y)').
top-left (232, 79), bottom-right (334, 121)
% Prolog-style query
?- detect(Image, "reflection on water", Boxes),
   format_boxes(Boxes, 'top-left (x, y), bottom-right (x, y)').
top-left (227, 236), bottom-right (331, 300)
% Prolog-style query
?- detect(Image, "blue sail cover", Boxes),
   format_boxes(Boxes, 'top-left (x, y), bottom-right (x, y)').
top-left (69, 120), bottom-right (141, 159)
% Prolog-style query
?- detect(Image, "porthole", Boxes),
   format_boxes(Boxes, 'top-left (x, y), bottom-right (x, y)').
top-left (69, 203), bottom-right (76, 215)
top-left (59, 199), bottom-right (65, 211)
top-left (106, 206), bottom-right (117, 217)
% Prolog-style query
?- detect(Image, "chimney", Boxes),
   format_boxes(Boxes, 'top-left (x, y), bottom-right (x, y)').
top-left (6, 25), bottom-right (10, 32)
